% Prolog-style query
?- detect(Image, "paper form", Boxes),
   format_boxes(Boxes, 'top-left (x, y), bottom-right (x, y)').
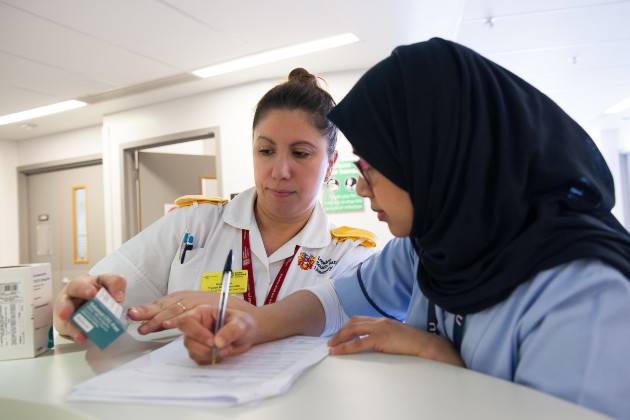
top-left (67, 335), bottom-right (328, 406)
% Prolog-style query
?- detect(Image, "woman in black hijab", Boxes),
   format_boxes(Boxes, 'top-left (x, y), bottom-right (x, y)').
top-left (178, 38), bottom-right (630, 418)
top-left (323, 37), bottom-right (630, 419)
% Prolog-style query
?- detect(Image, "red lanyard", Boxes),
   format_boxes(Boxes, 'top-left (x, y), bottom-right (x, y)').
top-left (241, 229), bottom-right (299, 305)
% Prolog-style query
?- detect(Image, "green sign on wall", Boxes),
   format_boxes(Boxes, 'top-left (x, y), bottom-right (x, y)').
top-left (322, 160), bottom-right (364, 213)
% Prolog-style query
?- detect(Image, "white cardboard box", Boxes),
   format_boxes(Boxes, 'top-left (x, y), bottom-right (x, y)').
top-left (0, 263), bottom-right (53, 360)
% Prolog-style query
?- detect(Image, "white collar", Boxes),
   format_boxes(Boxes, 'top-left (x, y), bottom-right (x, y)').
top-left (223, 187), bottom-right (332, 251)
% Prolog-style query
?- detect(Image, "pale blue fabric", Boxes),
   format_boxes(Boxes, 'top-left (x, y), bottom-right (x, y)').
top-left (326, 237), bottom-right (630, 419)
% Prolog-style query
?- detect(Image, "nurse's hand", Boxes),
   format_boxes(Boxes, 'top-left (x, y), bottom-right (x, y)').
top-left (327, 316), bottom-right (465, 367)
top-left (128, 291), bottom-right (255, 335)
top-left (177, 305), bottom-right (256, 365)
top-left (53, 274), bottom-right (126, 343)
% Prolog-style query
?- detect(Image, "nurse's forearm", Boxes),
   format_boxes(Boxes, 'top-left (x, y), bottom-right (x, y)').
top-left (252, 290), bottom-right (325, 344)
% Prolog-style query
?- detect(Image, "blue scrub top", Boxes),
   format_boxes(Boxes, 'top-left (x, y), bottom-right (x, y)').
top-left (326, 237), bottom-right (630, 419)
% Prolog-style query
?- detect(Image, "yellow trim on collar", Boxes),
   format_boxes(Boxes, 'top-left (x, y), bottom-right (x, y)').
top-left (174, 195), bottom-right (228, 207)
top-left (330, 226), bottom-right (378, 248)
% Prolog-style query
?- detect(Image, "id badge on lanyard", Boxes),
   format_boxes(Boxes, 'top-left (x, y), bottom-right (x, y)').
top-left (241, 229), bottom-right (299, 306)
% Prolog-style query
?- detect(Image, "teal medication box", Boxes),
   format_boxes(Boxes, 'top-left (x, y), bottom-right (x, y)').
top-left (71, 287), bottom-right (127, 349)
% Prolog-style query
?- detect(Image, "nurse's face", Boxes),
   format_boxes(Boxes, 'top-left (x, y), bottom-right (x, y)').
top-left (355, 158), bottom-right (413, 237)
top-left (253, 109), bottom-right (336, 222)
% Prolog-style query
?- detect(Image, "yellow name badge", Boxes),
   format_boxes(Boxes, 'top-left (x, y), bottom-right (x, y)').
top-left (200, 270), bottom-right (248, 294)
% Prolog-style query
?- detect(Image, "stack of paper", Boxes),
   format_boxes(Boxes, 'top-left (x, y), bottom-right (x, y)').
top-left (67, 336), bottom-right (328, 406)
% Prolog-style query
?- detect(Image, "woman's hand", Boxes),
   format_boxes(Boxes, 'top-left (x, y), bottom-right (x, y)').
top-left (177, 305), bottom-right (256, 365)
top-left (128, 291), bottom-right (254, 335)
top-left (53, 274), bottom-right (126, 343)
top-left (328, 316), bottom-right (465, 367)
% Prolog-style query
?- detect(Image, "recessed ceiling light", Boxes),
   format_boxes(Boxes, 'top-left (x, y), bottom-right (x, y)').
top-left (192, 33), bottom-right (360, 79)
top-left (0, 100), bottom-right (86, 126)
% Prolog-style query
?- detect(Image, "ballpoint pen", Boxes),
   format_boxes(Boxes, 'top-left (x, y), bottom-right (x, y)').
top-left (212, 249), bottom-right (233, 365)
top-left (180, 232), bottom-right (193, 264)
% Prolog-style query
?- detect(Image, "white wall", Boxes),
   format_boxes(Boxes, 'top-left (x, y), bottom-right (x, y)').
top-left (587, 126), bottom-right (624, 224)
top-left (0, 140), bottom-right (19, 265)
top-left (621, 124), bottom-right (630, 150)
top-left (17, 126), bottom-right (102, 167)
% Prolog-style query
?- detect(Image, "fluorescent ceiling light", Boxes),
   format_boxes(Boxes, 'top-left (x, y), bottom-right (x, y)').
top-left (192, 33), bottom-right (360, 79)
top-left (604, 96), bottom-right (630, 115)
top-left (0, 100), bottom-right (87, 126)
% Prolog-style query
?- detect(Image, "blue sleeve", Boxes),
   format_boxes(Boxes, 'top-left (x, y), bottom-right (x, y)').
top-left (335, 237), bottom-right (418, 321)
top-left (512, 262), bottom-right (630, 418)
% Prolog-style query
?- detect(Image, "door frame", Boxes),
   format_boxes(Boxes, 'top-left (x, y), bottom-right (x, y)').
top-left (17, 155), bottom-right (102, 263)
top-left (120, 128), bottom-right (216, 242)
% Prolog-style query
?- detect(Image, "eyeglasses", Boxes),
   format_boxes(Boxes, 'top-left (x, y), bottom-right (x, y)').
top-left (353, 158), bottom-right (372, 186)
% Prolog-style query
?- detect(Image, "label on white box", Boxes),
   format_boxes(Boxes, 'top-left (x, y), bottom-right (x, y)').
top-left (0, 264), bottom-right (53, 360)
top-left (0, 280), bottom-right (25, 349)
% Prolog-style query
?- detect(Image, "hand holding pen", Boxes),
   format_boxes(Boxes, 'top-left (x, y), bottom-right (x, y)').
top-left (176, 251), bottom-right (257, 365)
top-left (212, 249), bottom-right (233, 364)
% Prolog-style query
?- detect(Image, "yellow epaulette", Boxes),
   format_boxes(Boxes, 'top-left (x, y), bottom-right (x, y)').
top-left (174, 195), bottom-right (229, 207)
top-left (330, 226), bottom-right (378, 248)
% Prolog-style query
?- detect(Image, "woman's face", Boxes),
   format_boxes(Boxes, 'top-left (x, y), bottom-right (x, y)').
top-left (253, 109), bottom-right (336, 221)
top-left (355, 160), bottom-right (413, 237)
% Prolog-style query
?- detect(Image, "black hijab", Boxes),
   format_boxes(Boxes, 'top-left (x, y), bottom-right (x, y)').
top-left (327, 38), bottom-right (630, 315)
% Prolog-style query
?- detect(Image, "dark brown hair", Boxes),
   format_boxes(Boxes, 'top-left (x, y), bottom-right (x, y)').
top-left (253, 68), bottom-right (337, 157)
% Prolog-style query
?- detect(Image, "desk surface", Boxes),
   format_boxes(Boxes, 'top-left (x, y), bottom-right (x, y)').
top-left (0, 333), bottom-right (610, 420)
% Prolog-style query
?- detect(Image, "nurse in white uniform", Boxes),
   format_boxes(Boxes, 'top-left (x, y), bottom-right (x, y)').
top-left (53, 67), bottom-right (376, 342)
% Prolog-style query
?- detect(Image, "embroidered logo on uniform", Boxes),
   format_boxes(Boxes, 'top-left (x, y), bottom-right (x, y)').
top-left (315, 257), bottom-right (337, 275)
top-left (297, 252), bottom-right (316, 270)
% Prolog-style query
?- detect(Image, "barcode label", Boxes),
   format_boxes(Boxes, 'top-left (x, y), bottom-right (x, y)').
top-left (2, 283), bottom-right (18, 293)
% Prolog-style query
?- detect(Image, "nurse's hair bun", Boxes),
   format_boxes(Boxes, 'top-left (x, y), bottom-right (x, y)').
top-left (288, 67), bottom-right (318, 87)
top-left (254, 67), bottom-right (337, 156)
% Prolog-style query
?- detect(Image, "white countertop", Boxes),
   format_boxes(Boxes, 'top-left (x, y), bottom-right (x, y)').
top-left (0, 332), bottom-right (610, 420)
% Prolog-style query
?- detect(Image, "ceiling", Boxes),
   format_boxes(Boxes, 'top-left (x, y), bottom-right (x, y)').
top-left (1, 0), bottom-right (630, 142)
